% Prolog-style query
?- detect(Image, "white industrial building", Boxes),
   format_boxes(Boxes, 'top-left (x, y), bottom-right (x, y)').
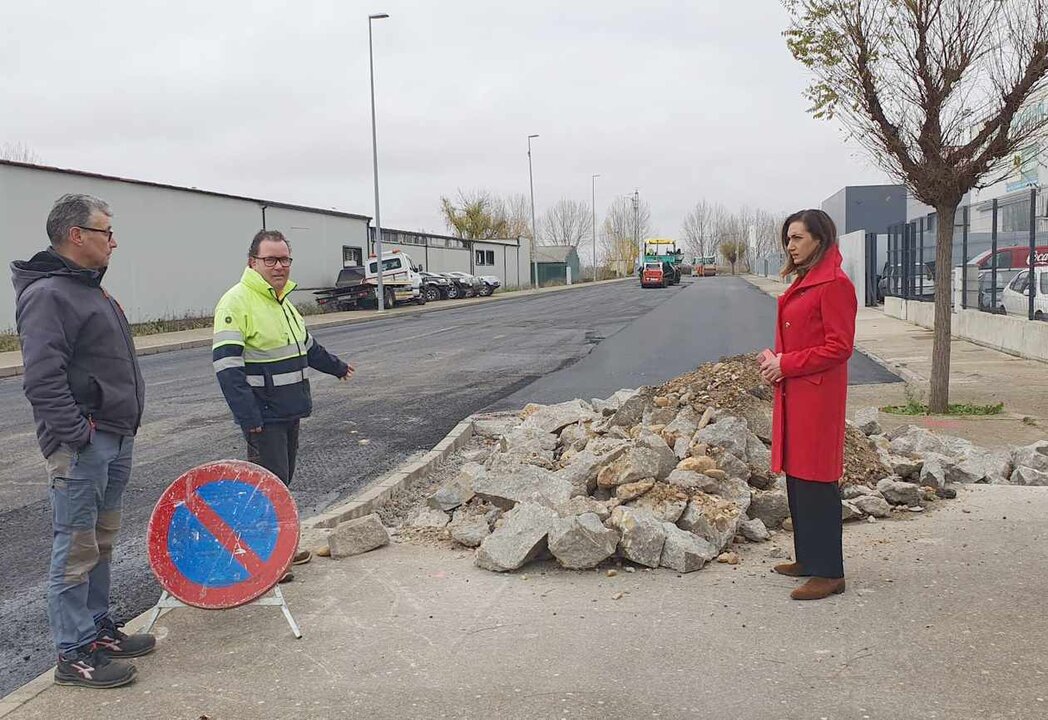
top-left (1, 160), bottom-right (532, 330)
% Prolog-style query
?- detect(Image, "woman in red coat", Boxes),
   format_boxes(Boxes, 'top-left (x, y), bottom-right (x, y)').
top-left (759, 209), bottom-right (856, 601)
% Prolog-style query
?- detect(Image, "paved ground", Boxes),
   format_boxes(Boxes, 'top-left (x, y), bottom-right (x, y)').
top-left (0, 276), bottom-right (894, 697)
top-left (5, 484), bottom-right (1047, 720)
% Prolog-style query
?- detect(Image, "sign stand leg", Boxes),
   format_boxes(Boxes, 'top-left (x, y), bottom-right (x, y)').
top-left (141, 588), bottom-right (302, 639)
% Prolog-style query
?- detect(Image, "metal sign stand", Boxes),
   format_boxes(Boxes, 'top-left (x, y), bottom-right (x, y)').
top-left (141, 586), bottom-right (302, 639)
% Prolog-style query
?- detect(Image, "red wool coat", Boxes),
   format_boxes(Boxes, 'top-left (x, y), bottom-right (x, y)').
top-left (771, 246), bottom-right (857, 483)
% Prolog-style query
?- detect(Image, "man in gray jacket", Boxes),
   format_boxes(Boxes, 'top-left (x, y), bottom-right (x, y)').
top-left (11, 194), bottom-right (154, 689)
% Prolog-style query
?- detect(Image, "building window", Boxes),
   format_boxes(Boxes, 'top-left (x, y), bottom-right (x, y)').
top-left (475, 250), bottom-right (496, 266)
top-left (446, 239), bottom-right (466, 250)
top-left (1001, 198), bottom-right (1032, 233)
top-left (429, 237), bottom-right (446, 248)
top-left (343, 246), bottom-right (363, 267)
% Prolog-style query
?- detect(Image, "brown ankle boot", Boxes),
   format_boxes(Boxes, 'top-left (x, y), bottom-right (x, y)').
top-left (790, 577), bottom-right (846, 600)
top-left (773, 562), bottom-right (810, 577)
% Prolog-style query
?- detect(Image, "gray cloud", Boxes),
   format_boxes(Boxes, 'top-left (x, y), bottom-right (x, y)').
top-left (1, 0), bottom-right (889, 239)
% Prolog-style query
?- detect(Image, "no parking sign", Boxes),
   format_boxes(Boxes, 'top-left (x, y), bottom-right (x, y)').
top-left (147, 460), bottom-right (299, 609)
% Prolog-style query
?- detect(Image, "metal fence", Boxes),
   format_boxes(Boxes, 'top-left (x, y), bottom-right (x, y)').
top-left (882, 187), bottom-right (1047, 322)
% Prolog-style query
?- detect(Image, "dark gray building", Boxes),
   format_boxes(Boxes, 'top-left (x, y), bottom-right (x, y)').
top-left (822, 184), bottom-right (907, 235)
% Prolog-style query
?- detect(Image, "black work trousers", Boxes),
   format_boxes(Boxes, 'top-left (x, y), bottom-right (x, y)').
top-left (786, 475), bottom-right (844, 579)
top-left (244, 420), bottom-right (300, 486)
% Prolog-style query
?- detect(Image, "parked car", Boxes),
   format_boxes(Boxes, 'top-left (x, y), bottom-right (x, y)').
top-left (977, 269), bottom-right (1015, 312)
top-left (969, 244), bottom-right (1048, 271)
top-left (999, 267), bottom-right (1048, 320)
top-left (418, 271), bottom-right (452, 302)
top-left (443, 271), bottom-right (485, 298)
top-left (475, 275), bottom-right (501, 296)
top-left (314, 250), bottom-right (424, 310)
top-left (877, 262), bottom-right (936, 301)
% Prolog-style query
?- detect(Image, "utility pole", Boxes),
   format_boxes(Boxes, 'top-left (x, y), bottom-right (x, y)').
top-left (368, 12), bottom-right (389, 310)
top-left (632, 189), bottom-right (640, 273)
top-left (591, 174), bottom-right (600, 281)
top-left (527, 134), bottom-right (540, 288)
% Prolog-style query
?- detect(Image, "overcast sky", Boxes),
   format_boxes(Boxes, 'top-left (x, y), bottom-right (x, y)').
top-left (1, 0), bottom-right (891, 238)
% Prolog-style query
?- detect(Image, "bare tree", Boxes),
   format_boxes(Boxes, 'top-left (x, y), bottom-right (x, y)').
top-left (541, 198), bottom-right (592, 247)
top-left (0, 142), bottom-right (41, 163)
top-left (440, 189), bottom-right (509, 239)
top-left (504, 193), bottom-right (533, 241)
top-left (785, 0), bottom-right (1048, 412)
top-left (681, 200), bottom-right (715, 259)
top-left (601, 197), bottom-right (652, 273)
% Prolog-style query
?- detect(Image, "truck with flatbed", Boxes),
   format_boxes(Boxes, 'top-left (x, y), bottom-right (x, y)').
top-left (313, 249), bottom-right (425, 311)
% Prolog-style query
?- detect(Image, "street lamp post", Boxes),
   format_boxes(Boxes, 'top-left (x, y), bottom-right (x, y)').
top-left (591, 174), bottom-right (600, 281)
top-left (527, 134), bottom-right (540, 289)
top-left (368, 12), bottom-right (389, 311)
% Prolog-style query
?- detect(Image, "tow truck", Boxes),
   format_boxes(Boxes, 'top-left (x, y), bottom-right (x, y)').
top-left (313, 249), bottom-right (425, 311)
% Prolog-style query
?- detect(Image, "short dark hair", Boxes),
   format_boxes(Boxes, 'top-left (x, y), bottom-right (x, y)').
top-left (780, 209), bottom-right (837, 277)
top-left (46, 194), bottom-right (111, 247)
top-left (249, 230), bottom-right (290, 258)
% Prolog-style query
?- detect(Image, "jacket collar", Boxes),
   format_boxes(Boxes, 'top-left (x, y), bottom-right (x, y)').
top-left (781, 245), bottom-right (842, 302)
top-left (240, 267), bottom-right (297, 302)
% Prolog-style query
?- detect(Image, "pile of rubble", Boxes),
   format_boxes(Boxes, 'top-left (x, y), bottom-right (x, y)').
top-left (381, 355), bottom-right (1048, 574)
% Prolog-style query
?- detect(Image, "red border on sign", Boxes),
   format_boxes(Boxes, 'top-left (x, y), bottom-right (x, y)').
top-left (147, 460), bottom-right (299, 609)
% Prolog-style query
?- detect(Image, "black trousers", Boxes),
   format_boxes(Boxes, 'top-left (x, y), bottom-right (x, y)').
top-left (244, 421), bottom-right (300, 486)
top-left (786, 475), bottom-right (844, 579)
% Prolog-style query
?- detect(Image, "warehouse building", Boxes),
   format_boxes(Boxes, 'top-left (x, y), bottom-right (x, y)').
top-left (371, 227), bottom-right (532, 290)
top-left (1, 160), bottom-right (534, 330)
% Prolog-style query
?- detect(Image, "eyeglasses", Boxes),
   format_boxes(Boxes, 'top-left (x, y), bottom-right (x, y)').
top-left (76, 226), bottom-right (114, 241)
top-left (253, 256), bottom-right (293, 267)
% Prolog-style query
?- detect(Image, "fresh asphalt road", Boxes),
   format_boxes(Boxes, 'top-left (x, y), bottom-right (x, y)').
top-left (0, 276), bottom-right (897, 696)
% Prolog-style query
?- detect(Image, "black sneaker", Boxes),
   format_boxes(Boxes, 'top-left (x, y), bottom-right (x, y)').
top-left (95, 618), bottom-right (156, 658)
top-left (54, 643), bottom-right (137, 689)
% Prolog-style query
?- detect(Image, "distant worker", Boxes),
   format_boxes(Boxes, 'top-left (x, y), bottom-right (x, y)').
top-left (212, 230), bottom-right (354, 580)
top-left (760, 209), bottom-right (856, 601)
top-left (12, 193), bottom-right (155, 689)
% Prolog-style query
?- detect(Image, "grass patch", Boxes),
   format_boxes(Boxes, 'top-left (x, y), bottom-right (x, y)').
top-left (0, 334), bottom-right (19, 353)
top-left (881, 384), bottom-right (1003, 416)
top-left (881, 402), bottom-right (1004, 416)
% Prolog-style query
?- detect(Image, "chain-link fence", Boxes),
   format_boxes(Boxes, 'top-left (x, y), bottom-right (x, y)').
top-left (882, 188), bottom-right (1046, 321)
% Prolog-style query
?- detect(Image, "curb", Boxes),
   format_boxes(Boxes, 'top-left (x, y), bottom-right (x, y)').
top-left (0, 416), bottom-right (480, 714)
top-left (0, 278), bottom-right (633, 380)
top-left (306, 417), bottom-right (477, 530)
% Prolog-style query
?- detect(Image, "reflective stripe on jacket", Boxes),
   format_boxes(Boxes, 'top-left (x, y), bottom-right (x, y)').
top-left (212, 267), bottom-right (348, 429)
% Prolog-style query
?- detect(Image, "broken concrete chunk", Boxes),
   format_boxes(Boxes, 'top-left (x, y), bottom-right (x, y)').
top-left (596, 447), bottom-right (663, 489)
top-left (410, 506), bottom-right (451, 529)
top-left (609, 506), bottom-right (667, 568)
top-left (855, 407), bottom-right (882, 436)
top-left (521, 399), bottom-right (599, 434)
top-left (615, 479), bottom-right (656, 503)
top-left (876, 478), bottom-right (922, 506)
top-left (739, 518), bottom-right (770, 542)
top-left (548, 513), bottom-right (620, 569)
top-left (747, 486), bottom-right (790, 530)
top-left (660, 523), bottom-right (717, 572)
top-left (626, 482), bottom-right (689, 523)
top-left (473, 461), bottom-right (573, 510)
top-left (475, 502), bottom-right (558, 572)
top-left (677, 493), bottom-right (745, 554)
top-left (328, 514), bottom-right (390, 559)
top-left (853, 495), bottom-right (891, 518)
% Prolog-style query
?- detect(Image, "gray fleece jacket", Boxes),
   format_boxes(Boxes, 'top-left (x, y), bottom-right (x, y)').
top-left (11, 248), bottom-right (145, 458)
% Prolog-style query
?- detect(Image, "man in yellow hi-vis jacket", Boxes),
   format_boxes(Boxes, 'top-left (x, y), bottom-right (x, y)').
top-left (212, 230), bottom-right (353, 571)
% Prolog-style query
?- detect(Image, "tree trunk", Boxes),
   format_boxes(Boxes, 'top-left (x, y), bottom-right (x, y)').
top-left (928, 203), bottom-right (958, 413)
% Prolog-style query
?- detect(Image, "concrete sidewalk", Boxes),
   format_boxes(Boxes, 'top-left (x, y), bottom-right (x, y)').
top-left (744, 274), bottom-right (1048, 448)
top-left (3, 484), bottom-right (1046, 719)
top-left (0, 278), bottom-right (632, 379)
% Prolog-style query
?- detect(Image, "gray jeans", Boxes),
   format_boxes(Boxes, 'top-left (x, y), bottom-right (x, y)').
top-left (45, 430), bottom-right (134, 654)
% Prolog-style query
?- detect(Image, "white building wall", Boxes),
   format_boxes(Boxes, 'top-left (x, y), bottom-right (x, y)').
top-left (1, 162), bottom-right (369, 329)
top-left (378, 235), bottom-right (532, 290)
top-left (837, 230), bottom-right (866, 308)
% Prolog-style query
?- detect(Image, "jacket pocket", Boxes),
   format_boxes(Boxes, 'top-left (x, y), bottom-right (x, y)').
top-left (800, 372), bottom-right (824, 385)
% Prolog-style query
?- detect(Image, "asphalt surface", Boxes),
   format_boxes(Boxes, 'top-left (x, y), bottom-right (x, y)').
top-left (0, 276), bottom-right (897, 696)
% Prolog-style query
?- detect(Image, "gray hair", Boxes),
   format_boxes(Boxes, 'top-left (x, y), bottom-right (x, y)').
top-left (46, 194), bottom-right (112, 247)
